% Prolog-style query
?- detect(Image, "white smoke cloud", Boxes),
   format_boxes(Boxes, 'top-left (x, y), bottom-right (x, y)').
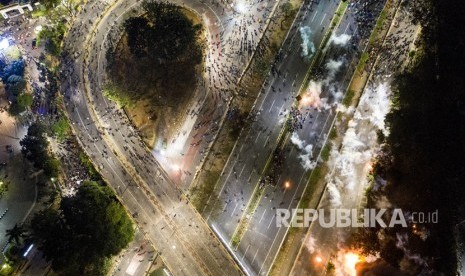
top-left (329, 33), bottom-right (352, 46)
top-left (290, 133), bottom-right (317, 170)
top-left (290, 132), bottom-right (305, 149)
top-left (299, 26), bottom-right (316, 60)
top-left (325, 59), bottom-right (344, 79)
top-left (325, 83), bottom-right (392, 207)
top-left (300, 58), bottom-right (345, 111)
top-left (306, 236), bottom-right (317, 254)
top-left (353, 83), bottom-right (391, 135)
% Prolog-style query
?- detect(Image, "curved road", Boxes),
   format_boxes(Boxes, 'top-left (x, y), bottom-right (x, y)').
top-left (59, 0), bottom-right (246, 275)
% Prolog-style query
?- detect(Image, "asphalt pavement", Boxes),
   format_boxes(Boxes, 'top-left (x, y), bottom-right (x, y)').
top-left (60, 0), bottom-right (244, 274)
top-left (199, 0), bottom-right (367, 274)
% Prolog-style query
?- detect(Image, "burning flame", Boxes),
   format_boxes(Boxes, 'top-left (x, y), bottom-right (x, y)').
top-left (300, 91), bottom-right (321, 108)
top-left (341, 251), bottom-right (364, 276)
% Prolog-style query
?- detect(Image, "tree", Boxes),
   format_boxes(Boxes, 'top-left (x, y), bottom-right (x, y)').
top-left (125, 1), bottom-right (202, 63)
top-left (43, 157), bottom-right (61, 178)
top-left (1, 60), bottom-right (25, 80)
top-left (40, 0), bottom-right (61, 10)
top-left (31, 181), bottom-right (134, 275)
top-left (37, 23), bottom-right (66, 56)
top-left (5, 224), bottom-right (27, 245)
top-left (62, 0), bottom-right (79, 16)
top-left (51, 117), bottom-right (70, 141)
top-left (280, 2), bottom-right (294, 29)
top-left (20, 123), bottom-right (49, 169)
top-left (280, 2), bottom-right (294, 17)
top-left (124, 17), bottom-right (150, 58)
top-left (17, 93), bottom-right (33, 109)
top-left (8, 101), bottom-right (26, 116)
top-left (7, 78), bottom-right (26, 97)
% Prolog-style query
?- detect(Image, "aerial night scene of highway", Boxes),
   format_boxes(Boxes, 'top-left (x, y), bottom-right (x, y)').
top-left (0, 0), bottom-right (463, 275)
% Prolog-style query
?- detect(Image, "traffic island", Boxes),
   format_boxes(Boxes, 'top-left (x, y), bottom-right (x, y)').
top-left (105, 2), bottom-right (206, 147)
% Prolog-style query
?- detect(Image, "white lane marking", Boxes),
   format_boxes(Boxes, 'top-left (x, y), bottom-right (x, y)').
top-left (213, 159), bottom-right (238, 205)
top-left (318, 112), bottom-right (332, 138)
top-left (231, 202), bottom-right (239, 217)
top-left (344, 20), bottom-right (351, 34)
top-left (251, 248), bottom-right (260, 264)
top-left (311, 10), bottom-right (318, 22)
top-left (278, 103), bottom-right (285, 115)
top-left (239, 163), bottom-right (246, 177)
top-left (320, 13), bottom-right (327, 25)
top-left (243, 244), bottom-right (251, 260)
top-left (258, 209), bottom-right (267, 224)
top-left (267, 214), bottom-right (276, 229)
top-left (247, 170), bottom-right (254, 182)
top-left (254, 132), bottom-right (261, 143)
top-left (269, 99), bottom-right (276, 113)
top-left (264, 135), bottom-right (270, 147)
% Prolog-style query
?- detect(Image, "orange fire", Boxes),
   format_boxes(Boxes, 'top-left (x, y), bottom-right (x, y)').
top-left (342, 251), bottom-right (364, 276)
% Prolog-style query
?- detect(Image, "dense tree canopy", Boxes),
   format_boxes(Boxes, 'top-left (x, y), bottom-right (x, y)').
top-left (125, 0), bottom-right (202, 63)
top-left (40, 0), bottom-right (61, 10)
top-left (20, 123), bottom-right (62, 177)
top-left (37, 23), bottom-right (66, 56)
top-left (31, 181), bottom-right (134, 275)
top-left (20, 123), bottom-right (49, 167)
top-left (0, 59), bottom-right (25, 80)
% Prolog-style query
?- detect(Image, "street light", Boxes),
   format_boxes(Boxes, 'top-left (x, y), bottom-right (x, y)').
top-left (284, 181), bottom-right (291, 189)
top-left (0, 38), bottom-right (9, 50)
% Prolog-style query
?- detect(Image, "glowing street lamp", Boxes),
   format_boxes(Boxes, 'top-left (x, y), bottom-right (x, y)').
top-left (284, 181), bottom-right (291, 189)
top-left (0, 38), bottom-right (9, 50)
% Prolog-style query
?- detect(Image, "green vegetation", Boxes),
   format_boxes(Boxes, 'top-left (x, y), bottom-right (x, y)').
top-left (126, 1), bottom-right (202, 62)
top-left (51, 117), bottom-right (71, 141)
top-left (5, 224), bottom-right (27, 245)
top-left (0, 262), bottom-right (13, 275)
top-left (20, 123), bottom-right (61, 178)
top-left (79, 152), bottom-right (101, 181)
top-left (102, 83), bottom-right (133, 108)
top-left (0, 181), bottom-right (8, 199)
top-left (107, 0), bottom-right (205, 143)
top-left (39, 0), bottom-right (60, 10)
top-left (280, 2), bottom-right (294, 17)
top-left (32, 9), bottom-right (48, 18)
top-left (31, 181), bottom-right (134, 275)
top-left (190, 170), bottom-right (220, 210)
top-left (356, 52), bottom-right (369, 73)
top-left (331, 0), bottom-right (349, 29)
top-left (368, 8), bottom-right (388, 45)
top-left (320, 143), bottom-right (331, 162)
top-left (279, 2), bottom-right (296, 29)
top-left (329, 127), bottom-right (338, 140)
top-left (43, 157), bottom-right (61, 178)
top-left (37, 22), bottom-right (66, 56)
top-left (297, 165), bottom-right (322, 209)
top-left (0, 58), bottom-right (32, 115)
top-left (253, 56), bottom-right (271, 78)
top-left (17, 93), bottom-right (33, 109)
top-left (342, 89), bottom-right (355, 107)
